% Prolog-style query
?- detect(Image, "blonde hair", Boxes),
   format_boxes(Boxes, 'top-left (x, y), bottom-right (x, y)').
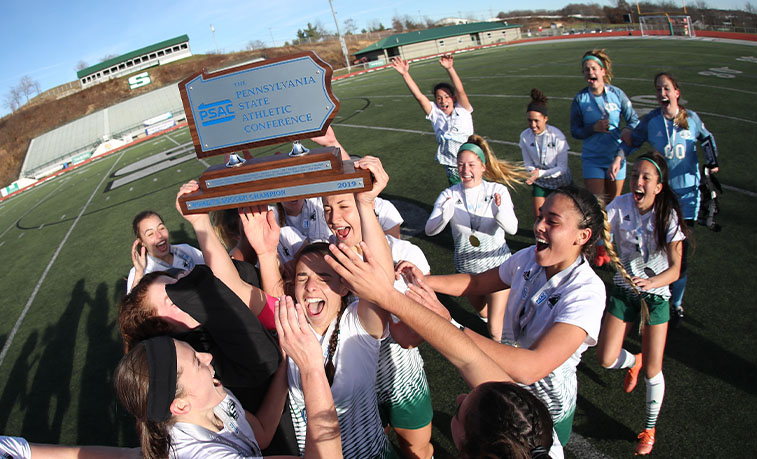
top-left (210, 209), bottom-right (241, 251)
top-left (582, 49), bottom-right (613, 83)
top-left (462, 134), bottom-right (529, 189)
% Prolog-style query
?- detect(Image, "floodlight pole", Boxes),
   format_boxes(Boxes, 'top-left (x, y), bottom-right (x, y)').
top-left (328, 0), bottom-right (351, 73)
top-left (210, 24), bottom-right (220, 54)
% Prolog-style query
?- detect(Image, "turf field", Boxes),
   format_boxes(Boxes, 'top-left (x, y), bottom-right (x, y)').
top-left (0, 37), bottom-right (755, 457)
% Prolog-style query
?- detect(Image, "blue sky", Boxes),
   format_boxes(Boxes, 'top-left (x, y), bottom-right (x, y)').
top-left (0, 0), bottom-right (745, 117)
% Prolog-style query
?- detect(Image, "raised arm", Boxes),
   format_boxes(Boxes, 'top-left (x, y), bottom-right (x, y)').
top-left (310, 125), bottom-right (350, 161)
top-left (390, 57), bottom-right (433, 116)
top-left (326, 242), bottom-right (510, 387)
top-left (440, 54), bottom-right (472, 112)
top-left (176, 182), bottom-right (267, 315)
top-left (239, 205), bottom-right (286, 298)
top-left (245, 356), bottom-right (288, 450)
top-left (276, 296), bottom-right (342, 458)
top-left (352, 156), bottom-right (394, 338)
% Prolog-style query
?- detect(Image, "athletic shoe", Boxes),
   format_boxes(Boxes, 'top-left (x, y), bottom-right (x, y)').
top-left (624, 353), bottom-right (643, 393)
top-left (593, 244), bottom-right (611, 267)
top-left (671, 306), bottom-right (684, 328)
top-left (635, 427), bottom-right (655, 455)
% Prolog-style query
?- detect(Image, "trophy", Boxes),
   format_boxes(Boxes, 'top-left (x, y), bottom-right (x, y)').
top-left (177, 51), bottom-right (372, 214)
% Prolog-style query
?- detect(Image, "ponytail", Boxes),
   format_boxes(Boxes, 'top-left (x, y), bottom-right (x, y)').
top-left (114, 342), bottom-right (182, 459)
top-left (582, 49), bottom-right (613, 83)
top-left (463, 134), bottom-right (529, 189)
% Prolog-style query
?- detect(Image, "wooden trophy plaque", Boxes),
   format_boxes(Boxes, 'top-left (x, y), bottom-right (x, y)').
top-left (177, 51), bottom-right (372, 214)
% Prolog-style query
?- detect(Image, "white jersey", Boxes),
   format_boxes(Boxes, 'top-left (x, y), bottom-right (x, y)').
top-left (498, 247), bottom-right (605, 423)
top-left (519, 125), bottom-right (572, 190)
top-left (126, 243), bottom-right (204, 293)
top-left (606, 194), bottom-right (685, 298)
top-left (374, 197), bottom-right (404, 233)
top-left (170, 390), bottom-right (263, 458)
top-left (426, 102), bottom-right (474, 167)
top-left (426, 181), bottom-right (516, 273)
top-left (287, 301), bottom-right (393, 459)
top-left (277, 226), bottom-right (307, 265)
top-left (0, 436), bottom-right (30, 459)
top-left (376, 236), bottom-right (430, 414)
top-left (283, 198), bottom-right (332, 243)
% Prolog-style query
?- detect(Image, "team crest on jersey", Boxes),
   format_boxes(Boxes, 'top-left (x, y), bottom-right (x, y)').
top-left (679, 130), bottom-right (693, 139)
top-left (605, 102), bottom-right (619, 112)
top-left (548, 294), bottom-right (561, 308)
top-left (535, 291), bottom-right (548, 305)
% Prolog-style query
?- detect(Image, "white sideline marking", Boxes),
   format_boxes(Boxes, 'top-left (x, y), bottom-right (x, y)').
top-left (0, 151), bottom-right (126, 369)
top-left (166, 135), bottom-right (180, 146)
top-left (337, 123), bottom-right (754, 197)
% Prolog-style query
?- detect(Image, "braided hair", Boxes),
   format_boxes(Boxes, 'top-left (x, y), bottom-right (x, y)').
top-left (551, 186), bottom-right (646, 324)
top-left (294, 242), bottom-right (350, 386)
top-left (459, 382), bottom-right (553, 459)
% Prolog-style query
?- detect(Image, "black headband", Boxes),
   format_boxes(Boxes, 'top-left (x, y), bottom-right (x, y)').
top-left (145, 336), bottom-right (177, 423)
top-left (527, 102), bottom-right (548, 116)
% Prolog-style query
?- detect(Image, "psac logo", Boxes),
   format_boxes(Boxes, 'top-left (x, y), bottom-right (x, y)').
top-left (198, 100), bottom-right (235, 127)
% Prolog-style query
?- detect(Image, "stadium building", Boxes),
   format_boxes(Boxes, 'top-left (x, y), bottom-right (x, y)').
top-left (353, 21), bottom-right (522, 64)
top-left (76, 35), bottom-right (192, 89)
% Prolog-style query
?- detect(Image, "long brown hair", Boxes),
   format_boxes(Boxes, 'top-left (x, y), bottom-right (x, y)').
top-left (636, 151), bottom-right (688, 254)
top-left (114, 341), bottom-right (183, 459)
top-left (654, 72), bottom-right (689, 130)
top-left (294, 242), bottom-right (350, 386)
top-left (119, 272), bottom-right (174, 353)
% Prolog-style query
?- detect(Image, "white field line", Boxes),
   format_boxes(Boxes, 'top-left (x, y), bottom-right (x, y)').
top-left (0, 151), bottom-right (126, 369)
top-left (0, 181), bottom-right (67, 240)
top-left (336, 123), bottom-right (755, 197)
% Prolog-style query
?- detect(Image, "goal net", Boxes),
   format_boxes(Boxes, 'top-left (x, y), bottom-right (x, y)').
top-left (639, 15), bottom-right (695, 37)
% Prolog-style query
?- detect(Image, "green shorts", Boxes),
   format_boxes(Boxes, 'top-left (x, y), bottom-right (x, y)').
top-left (379, 386), bottom-right (433, 430)
top-left (607, 287), bottom-right (670, 325)
top-left (553, 407), bottom-right (575, 446)
top-left (532, 183), bottom-right (554, 198)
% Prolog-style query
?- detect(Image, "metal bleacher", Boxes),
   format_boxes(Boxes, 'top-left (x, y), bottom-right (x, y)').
top-left (21, 84), bottom-right (185, 179)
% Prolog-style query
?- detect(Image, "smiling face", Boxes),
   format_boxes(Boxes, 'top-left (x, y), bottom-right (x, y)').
top-left (294, 252), bottom-right (348, 335)
top-left (322, 193), bottom-right (363, 248)
top-left (583, 59), bottom-right (606, 94)
top-left (137, 214), bottom-right (171, 261)
top-left (457, 150), bottom-right (485, 188)
top-left (173, 339), bottom-right (226, 414)
top-left (655, 75), bottom-right (680, 111)
top-left (533, 193), bottom-right (591, 278)
top-left (630, 160), bottom-right (662, 214)
top-left (435, 88), bottom-right (456, 116)
top-left (527, 111), bottom-right (548, 135)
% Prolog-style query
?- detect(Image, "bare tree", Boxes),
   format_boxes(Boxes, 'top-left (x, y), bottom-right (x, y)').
top-left (18, 76), bottom-right (40, 103)
top-left (75, 60), bottom-right (88, 72)
top-left (100, 54), bottom-right (118, 62)
top-left (3, 87), bottom-right (22, 113)
top-left (343, 18), bottom-right (357, 34)
top-left (391, 15), bottom-right (404, 32)
top-left (746, 2), bottom-right (755, 14)
top-left (246, 39), bottom-right (266, 50)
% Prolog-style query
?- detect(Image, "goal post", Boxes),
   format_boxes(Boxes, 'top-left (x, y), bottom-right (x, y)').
top-left (639, 14), bottom-right (695, 37)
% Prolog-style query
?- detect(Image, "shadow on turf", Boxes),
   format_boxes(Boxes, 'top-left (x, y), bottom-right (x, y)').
top-left (574, 393), bottom-right (636, 441)
top-left (0, 279), bottom-right (135, 445)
